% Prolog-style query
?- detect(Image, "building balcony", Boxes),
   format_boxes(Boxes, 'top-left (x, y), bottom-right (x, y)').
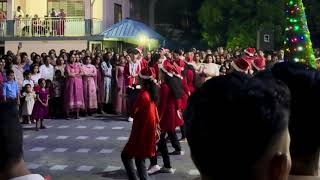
top-left (0, 17), bottom-right (103, 38)
top-left (0, 20), bottom-right (6, 37)
top-left (91, 18), bottom-right (103, 35)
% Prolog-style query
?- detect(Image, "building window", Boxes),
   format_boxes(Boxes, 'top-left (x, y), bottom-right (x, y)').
top-left (0, 1), bottom-right (7, 14)
top-left (114, 3), bottom-right (122, 23)
top-left (48, 0), bottom-right (84, 17)
top-left (264, 34), bottom-right (270, 43)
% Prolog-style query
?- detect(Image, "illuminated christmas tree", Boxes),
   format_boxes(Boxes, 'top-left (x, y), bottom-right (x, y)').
top-left (284, 0), bottom-right (316, 68)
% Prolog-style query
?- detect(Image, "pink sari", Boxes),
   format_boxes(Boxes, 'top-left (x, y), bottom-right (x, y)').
top-left (82, 64), bottom-right (98, 110)
top-left (94, 65), bottom-right (105, 104)
top-left (64, 63), bottom-right (84, 112)
top-left (115, 65), bottom-right (127, 114)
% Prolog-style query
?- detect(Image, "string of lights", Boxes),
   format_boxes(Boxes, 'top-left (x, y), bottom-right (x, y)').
top-left (284, 0), bottom-right (316, 68)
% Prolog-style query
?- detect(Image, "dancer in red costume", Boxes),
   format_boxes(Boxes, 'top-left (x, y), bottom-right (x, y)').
top-left (148, 62), bottom-right (184, 175)
top-left (172, 50), bottom-right (189, 141)
top-left (136, 47), bottom-right (148, 69)
top-left (121, 67), bottom-right (160, 180)
top-left (183, 56), bottom-right (196, 94)
top-left (125, 49), bottom-right (142, 121)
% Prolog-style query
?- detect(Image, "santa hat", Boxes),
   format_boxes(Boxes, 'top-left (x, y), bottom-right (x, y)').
top-left (231, 57), bottom-right (251, 73)
top-left (252, 57), bottom-right (266, 71)
top-left (159, 62), bottom-right (174, 77)
top-left (135, 46), bottom-right (144, 54)
top-left (139, 67), bottom-right (156, 80)
top-left (244, 48), bottom-right (256, 57)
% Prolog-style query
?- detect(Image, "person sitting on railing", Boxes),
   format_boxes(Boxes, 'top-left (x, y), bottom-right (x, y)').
top-left (49, 8), bottom-right (58, 36)
top-left (57, 9), bottom-right (66, 36)
top-left (31, 14), bottom-right (42, 36)
top-left (14, 7), bottom-right (24, 36)
top-left (50, 8), bottom-right (57, 18)
top-left (14, 6), bottom-right (24, 20)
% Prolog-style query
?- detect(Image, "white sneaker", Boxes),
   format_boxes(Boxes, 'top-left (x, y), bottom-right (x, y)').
top-left (147, 165), bottom-right (161, 174)
top-left (160, 167), bottom-right (176, 174)
top-left (128, 117), bottom-right (133, 122)
top-left (180, 150), bottom-right (185, 156)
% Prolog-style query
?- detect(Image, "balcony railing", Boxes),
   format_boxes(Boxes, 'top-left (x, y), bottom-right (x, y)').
top-left (13, 17), bottom-right (85, 37)
top-left (91, 18), bottom-right (103, 35)
top-left (0, 20), bottom-right (6, 37)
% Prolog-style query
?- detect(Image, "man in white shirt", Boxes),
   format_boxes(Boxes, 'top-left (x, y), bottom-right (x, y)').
top-left (14, 6), bottom-right (24, 19)
top-left (39, 56), bottom-right (54, 81)
top-left (0, 102), bottom-right (45, 180)
top-left (271, 62), bottom-right (320, 180)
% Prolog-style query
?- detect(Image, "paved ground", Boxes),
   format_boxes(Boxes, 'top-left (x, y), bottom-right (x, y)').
top-left (22, 115), bottom-right (199, 180)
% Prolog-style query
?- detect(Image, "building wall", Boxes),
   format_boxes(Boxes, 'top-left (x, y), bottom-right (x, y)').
top-left (14, 0), bottom-right (26, 16)
top-left (129, 0), bottom-right (150, 25)
top-left (5, 40), bottom-right (87, 55)
top-left (14, 0), bottom-right (47, 17)
top-left (103, 0), bottom-right (130, 29)
top-left (25, 0), bottom-right (47, 17)
top-left (91, 0), bottom-right (103, 19)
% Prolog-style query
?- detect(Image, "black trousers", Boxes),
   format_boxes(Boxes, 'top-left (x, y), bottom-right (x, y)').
top-left (126, 88), bottom-right (138, 113)
top-left (52, 97), bottom-right (63, 118)
top-left (180, 124), bottom-right (186, 139)
top-left (167, 131), bottom-right (182, 151)
top-left (150, 131), bottom-right (181, 168)
top-left (121, 152), bottom-right (148, 180)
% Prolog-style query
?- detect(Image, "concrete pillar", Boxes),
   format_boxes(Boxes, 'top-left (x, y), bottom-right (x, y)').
top-left (84, 0), bottom-right (92, 35)
top-left (6, 0), bottom-right (15, 36)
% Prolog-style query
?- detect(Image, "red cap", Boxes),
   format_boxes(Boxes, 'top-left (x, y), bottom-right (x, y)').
top-left (231, 57), bottom-right (251, 73)
top-left (252, 57), bottom-right (266, 71)
top-left (135, 46), bottom-right (143, 54)
top-left (244, 48), bottom-right (256, 57)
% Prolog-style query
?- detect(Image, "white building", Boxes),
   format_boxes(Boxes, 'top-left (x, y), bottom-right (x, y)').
top-left (0, 0), bottom-right (130, 55)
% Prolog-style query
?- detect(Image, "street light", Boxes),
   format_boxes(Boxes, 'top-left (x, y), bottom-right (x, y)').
top-left (138, 33), bottom-right (148, 45)
top-left (137, 33), bottom-right (151, 50)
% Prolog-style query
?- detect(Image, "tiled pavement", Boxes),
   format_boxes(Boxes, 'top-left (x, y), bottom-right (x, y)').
top-left (22, 115), bottom-right (199, 180)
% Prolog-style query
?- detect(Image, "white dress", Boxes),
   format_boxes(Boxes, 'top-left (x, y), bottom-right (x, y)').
top-left (31, 73), bottom-right (42, 85)
top-left (101, 61), bottom-right (113, 103)
top-left (21, 92), bottom-right (36, 116)
top-left (39, 64), bottom-right (55, 81)
top-left (204, 63), bottom-right (221, 81)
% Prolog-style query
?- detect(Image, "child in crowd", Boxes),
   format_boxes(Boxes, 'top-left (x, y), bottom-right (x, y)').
top-left (52, 70), bottom-right (64, 118)
top-left (30, 64), bottom-right (41, 86)
top-left (22, 70), bottom-right (34, 89)
top-left (21, 84), bottom-right (36, 124)
top-left (45, 79), bottom-right (53, 117)
top-left (32, 78), bottom-right (49, 131)
top-left (2, 70), bottom-right (20, 105)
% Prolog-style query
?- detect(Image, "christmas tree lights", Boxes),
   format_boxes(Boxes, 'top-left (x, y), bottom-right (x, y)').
top-left (284, 0), bottom-right (316, 68)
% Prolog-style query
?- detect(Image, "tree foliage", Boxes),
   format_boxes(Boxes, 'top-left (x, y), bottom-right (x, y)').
top-left (198, 0), bottom-right (287, 48)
